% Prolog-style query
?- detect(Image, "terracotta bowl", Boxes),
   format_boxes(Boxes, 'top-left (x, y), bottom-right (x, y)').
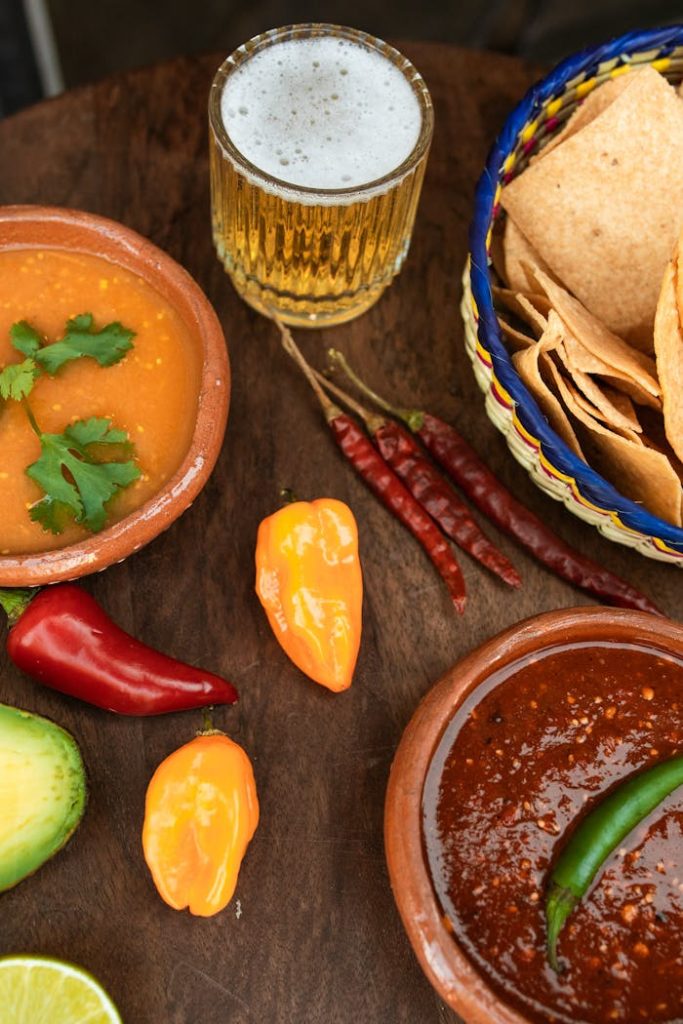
top-left (384, 607), bottom-right (683, 1024)
top-left (0, 205), bottom-right (229, 587)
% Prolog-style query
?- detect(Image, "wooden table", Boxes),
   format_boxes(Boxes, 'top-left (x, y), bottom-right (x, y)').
top-left (0, 44), bottom-right (678, 1024)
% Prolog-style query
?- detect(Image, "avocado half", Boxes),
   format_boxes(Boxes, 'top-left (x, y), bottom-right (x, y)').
top-left (0, 704), bottom-right (87, 892)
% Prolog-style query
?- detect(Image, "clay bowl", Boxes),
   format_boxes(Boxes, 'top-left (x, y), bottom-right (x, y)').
top-left (384, 607), bottom-right (683, 1024)
top-left (0, 205), bottom-right (229, 587)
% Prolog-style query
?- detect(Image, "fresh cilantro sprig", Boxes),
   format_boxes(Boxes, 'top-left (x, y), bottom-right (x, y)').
top-left (0, 358), bottom-right (39, 401)
top-left (26, 415), bottom-right (141, 534)
top-left (0, 313), bottom-right (140, 535)
top-left (9, 321), bottom-right (44, 358)
top-left (0, 314), bottom-right (135, 406)
top-left (10, 314), bottom-right (135, 376)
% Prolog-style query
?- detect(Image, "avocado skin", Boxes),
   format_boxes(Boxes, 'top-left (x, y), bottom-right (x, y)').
top-left (0, 704), bottom-right (87, 892)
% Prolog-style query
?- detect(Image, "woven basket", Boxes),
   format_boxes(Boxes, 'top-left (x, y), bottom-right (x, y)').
top-left (464, 25), bottom-right (683, 564)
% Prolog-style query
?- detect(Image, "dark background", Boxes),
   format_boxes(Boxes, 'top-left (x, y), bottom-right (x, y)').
top-left (4, 0), bottom-right (683, 116)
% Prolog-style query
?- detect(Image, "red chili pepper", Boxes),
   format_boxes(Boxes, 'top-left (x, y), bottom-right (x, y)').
top-left (0, 584), bottom-right (238, 715)
top-left (315, 371), bottom-right (521, 589)
top-left (331, 415), bottom-right (466, 612)
top-left (277, 325), bottom-right (467, 614)
top-left (329, 351), bottom-right (662, 617)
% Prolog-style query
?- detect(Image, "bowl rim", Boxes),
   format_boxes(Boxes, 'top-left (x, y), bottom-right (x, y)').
top-left (384, 605), bottom-right (683, 1024)
top-left (468, 23), bottom-right (683, 555)
top-left (0, 204), bottom-right (230, 586)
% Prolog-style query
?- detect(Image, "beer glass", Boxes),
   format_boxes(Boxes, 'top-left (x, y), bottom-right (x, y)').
top-left (208, 24), bottom-right (433, 327)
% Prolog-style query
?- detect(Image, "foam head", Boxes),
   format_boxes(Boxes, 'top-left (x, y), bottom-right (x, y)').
top-left (220, 34), bottom-right (423, 194)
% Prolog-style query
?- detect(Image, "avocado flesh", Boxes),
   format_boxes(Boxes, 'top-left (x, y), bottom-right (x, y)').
top-left (0, 704), bottom-right (86, 892)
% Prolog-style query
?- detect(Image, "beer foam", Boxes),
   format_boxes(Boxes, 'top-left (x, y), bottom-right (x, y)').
top-left (220, 35), bottom-right (422, 195)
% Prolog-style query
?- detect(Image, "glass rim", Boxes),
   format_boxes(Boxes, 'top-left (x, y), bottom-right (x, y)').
top-left (208, 23), bottom-right (434, 201)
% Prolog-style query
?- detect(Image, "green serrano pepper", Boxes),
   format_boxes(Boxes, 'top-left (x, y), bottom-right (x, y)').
top-left (546, 753), bottom-right (683, 971)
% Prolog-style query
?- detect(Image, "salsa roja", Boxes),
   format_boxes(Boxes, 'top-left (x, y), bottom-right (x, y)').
top-left (423, 642), bottom-right (683, 1023)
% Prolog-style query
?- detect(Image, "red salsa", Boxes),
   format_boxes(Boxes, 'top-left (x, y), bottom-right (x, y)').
top-left (423, 642), bottom-right (683, 1023)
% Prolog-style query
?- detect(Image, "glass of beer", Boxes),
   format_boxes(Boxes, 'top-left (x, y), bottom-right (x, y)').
top-left (208, 24), bottom-right (433, 327)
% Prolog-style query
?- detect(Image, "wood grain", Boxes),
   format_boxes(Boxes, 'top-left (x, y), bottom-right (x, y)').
top-left (0, 44), bottom-right (678, 1024)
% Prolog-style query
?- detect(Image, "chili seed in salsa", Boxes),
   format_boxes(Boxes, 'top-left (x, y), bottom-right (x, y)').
top-left (423, 642), bottom-right (683, 1024)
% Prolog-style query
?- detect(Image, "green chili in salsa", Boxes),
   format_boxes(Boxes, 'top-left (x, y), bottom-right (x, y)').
top-left (547, 754), bottom-right (683, 971)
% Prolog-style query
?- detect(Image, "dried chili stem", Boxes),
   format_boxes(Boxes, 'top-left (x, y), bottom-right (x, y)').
top-left (275, 320), bottom-right (342, 424)
top-left (276, 322), bottom-right (467, 613)
top-left (328, 349), bottom-right (423, 430)
top-left (313, 369), bottom-right (385, 431)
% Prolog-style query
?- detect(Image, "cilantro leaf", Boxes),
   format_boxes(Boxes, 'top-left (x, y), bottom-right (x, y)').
top-left (34, 313), bottom-right (135, 375)
top-left (0, 358), bottom-right (39, 401)
top-left (27, 417), bottom-right (141, 534)
top-left (63, 417), bottom-right (132, 448)
top-left (28, 496), bottom-right (72, 535)
top-left (10, 321), bottom-right (42, 357)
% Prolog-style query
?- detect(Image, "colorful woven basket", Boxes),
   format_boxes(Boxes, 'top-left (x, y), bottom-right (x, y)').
top-left (464, 25), bottom-right (683, 564)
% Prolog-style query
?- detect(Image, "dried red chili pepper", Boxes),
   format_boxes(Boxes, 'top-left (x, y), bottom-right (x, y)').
top-left (276, 324), bottom-right (466, 614)
top-left (315, 370), bottom-right (521, 589)
top-left (0, 584), bottom-right (238, 715)
top-left (330, 352), bottom-right (661, 616)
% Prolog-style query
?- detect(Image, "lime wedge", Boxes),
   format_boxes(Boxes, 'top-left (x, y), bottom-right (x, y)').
top-left (0, 956), bottom-right (122, 1023)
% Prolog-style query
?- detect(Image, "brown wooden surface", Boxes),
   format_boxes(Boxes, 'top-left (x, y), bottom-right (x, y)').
top-left (0, 44), bottom-right (679, 1024)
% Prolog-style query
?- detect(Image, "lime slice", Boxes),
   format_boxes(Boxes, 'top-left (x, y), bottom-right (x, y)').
top-left (0, 956), bottom-right (122, 1023)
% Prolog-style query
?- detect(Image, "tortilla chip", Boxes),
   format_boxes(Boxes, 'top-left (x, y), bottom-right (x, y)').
top-left (533, 72), bottom-right (637, 161)
top-left (555, 340), bottom-right (642, 434)
top-left (526, 266), bottom-right (661, 402)
top-left (492, 287), bottom-right (550, 333)
top-left (568, 378), bottom-right (641, 440)
top-left (547, 361), bottom-right (682, 525)
top-left (502, 66), bottom-right (683, 350)
top-left (512, 315), bottom-right (584, 457)
top-left (568, 387), bottom-right (642, 443)
top-left (547, 360), bottom-right (642, 444)
top-left (638, 406), bottom-right (683, 485)
top-left (654, 259), bottom-right (683, 462)
top-left (498, 316), bottom-right (536, 352)
top-left (603, 388), bottom-right (640, 426)
top-left (494, 284), bottom-right (549, 352)
top-left (500, 217), bottom-right (557, 293)
top-left (558, 329), bottom-right (661, 410)
top-left (580, 379), bottom-right (641, 435)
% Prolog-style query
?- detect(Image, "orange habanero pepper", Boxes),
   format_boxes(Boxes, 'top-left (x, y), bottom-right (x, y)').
top-left (142, 733), bottom-right (258, 917)
top-left (255, 498), bottom-right (363, 692)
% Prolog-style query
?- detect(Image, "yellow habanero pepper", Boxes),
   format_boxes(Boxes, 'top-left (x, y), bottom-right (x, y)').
top-left (255, 499), bottom-right (363, 692)
top-left (142, 733), bottom-right (259, 917)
